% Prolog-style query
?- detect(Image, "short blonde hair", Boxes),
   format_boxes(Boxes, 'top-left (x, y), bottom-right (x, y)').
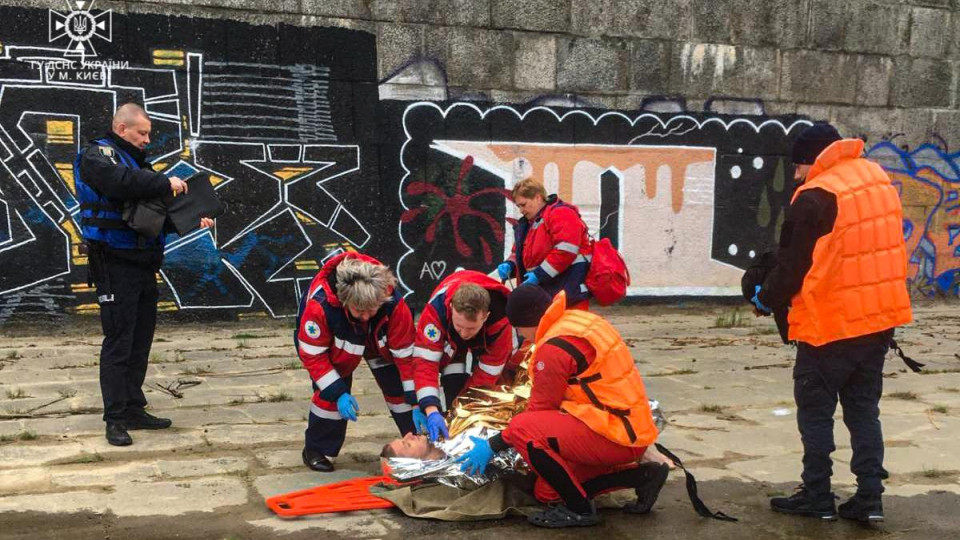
top-left (336, 258), bottom-right (396, 311)
top-left (511, 178), bottom-right (547, 201)
top-left (451, 283), bottom-right (490, 320)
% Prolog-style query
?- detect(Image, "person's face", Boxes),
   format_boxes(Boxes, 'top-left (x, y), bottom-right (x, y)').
top-left (347, 304), bottom-right (380, 323)
top-left (793, 164), bottom-right (812, 184)
top-left (451, 307), bottom-right (488, 340)
top-left (516, 326), bottom-right (537, 343)
top-left (386, 432), bottom-right (433, 459)
top-left (117, 115), bottom-right (152, 150)
top-left (514, 194), bottom-right (546, 221)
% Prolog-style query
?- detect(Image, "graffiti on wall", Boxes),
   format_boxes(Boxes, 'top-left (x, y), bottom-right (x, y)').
top-left (390, 101), bottom-right (810, 303)
top-left (0, 6), bottom-right (382, 320)
top-left (867, 142), bottom-right (960, 296)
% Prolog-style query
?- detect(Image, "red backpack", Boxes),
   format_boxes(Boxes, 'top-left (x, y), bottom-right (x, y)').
top-left (585, 238), bottom-right (630, 306)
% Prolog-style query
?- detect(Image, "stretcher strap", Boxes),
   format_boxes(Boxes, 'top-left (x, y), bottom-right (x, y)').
top-left (890, 338), bottom-right (924, 373)
top-left (654, 443), bottom-right (738, 522)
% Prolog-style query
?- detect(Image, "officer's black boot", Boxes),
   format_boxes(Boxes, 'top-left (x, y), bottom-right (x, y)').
top-left (770, 485), bottom-right (837, 520)
top-left (624, 463), bottom-right (670, 514)
top-left (838, 493), bottom-right (883, 522)
top-left (106, 423), bottom-right (133, 446)
top-left (125, 409), bottom-right (172, 430)
top-left (302, 448), bottom-right (334, 472)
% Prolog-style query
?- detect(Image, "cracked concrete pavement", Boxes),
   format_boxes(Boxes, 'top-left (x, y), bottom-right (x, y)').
top-left (0, 302), bottom-right (958, 539)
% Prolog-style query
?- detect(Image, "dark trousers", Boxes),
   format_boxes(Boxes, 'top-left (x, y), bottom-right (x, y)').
top-left (794, 331), bottom-right (890, 497)
top-left (96, 256), bottom-right (159, 423)
top-left (305, 361), bottom-right (415, 456)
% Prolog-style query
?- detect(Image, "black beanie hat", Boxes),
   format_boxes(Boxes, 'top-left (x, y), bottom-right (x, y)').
top-left (506, 285), bottom-right (553, 328)
top-left (791, 122), bottom-right (842, 165)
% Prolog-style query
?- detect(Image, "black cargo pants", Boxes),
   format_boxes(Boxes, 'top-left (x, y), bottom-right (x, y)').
top-left (794, 330), bottom-right (892, 497)
top-left (92, 247), bottom-right (161, 423)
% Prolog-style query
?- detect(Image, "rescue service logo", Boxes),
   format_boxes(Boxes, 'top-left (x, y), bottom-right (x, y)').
top-left (423, 324), bottom-right (441, 343)
top-left (304, 320), bottom-right (322, 339)
top-left (49, 0), bottom-right (112, 58)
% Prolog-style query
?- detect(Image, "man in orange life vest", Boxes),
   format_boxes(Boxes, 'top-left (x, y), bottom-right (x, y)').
top-left (751, 123), bottom-right (912, 523)
top-left (456, 285), bottom-right (668, 528)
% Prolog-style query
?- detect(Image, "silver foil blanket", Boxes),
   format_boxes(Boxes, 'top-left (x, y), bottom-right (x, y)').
top-left (384, 426), bottom-right (525, 490)
top-left (385, 400), bottom-right (666, 490)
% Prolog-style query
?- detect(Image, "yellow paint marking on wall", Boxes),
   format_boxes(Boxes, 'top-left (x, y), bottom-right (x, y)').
top-left (61, 219), bottom-right (81, 243)
top-left (238, 312), bottom-right (269, 319)
top-left (71, 283), bottom-right (94, 293)
top-left (295, 211), bottom-right (313, 224)
top-left (295, 260), bottom-right (319, 270)
top-left (153, 162), bottom-right (168, 172)
top-left (55, 163), bottom-right (76, 194)
top-left (157, 301), bottom-right (178, 312)
top-left (274, 167), bottom-right (314, 181)
top-left (209, 175), bottom-right (226, 187)
top-left (74, 303), bottom-right (100, 314)
top-left (153, 50), bottom-right (185, 67)
top-left (46, 120), bottom-right (75, 145)
top-left (323, 242), bottom-right (357, 253)
top-left (72, 256), bottom-right (88, 266)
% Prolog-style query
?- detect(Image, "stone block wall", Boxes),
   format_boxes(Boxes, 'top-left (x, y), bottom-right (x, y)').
top-left (0, 0), bottom-right (955, 322)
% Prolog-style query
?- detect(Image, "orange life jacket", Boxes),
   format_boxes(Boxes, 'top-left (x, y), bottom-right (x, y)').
top-left (530, 292), bottom-right (658, 447)
top-left (788, 139), bottom-right (913, 346)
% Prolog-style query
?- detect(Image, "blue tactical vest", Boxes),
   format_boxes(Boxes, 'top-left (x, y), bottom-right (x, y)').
top-left (73, 138), bottom-right (163, 249)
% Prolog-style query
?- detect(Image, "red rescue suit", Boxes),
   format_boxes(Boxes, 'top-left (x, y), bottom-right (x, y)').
top-left (412, 271), bottom-right (517, 411)
top-left (509, 195), bottom-right (592, 304)
top-left (295, 252), bottom-right (416, 455)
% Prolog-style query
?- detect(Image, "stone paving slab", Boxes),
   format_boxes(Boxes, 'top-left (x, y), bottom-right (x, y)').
top-left (0, 303), bottom-right (957, 539)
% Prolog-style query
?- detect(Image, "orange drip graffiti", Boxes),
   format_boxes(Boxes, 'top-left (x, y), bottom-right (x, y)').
top-left (484, 144), bottom-right (714, 213)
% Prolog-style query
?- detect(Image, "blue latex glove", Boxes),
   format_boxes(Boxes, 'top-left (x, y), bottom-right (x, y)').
top-left (426, 411), bottom-right (449, 442)
top-left (336, 393), bottom-right (359, 422)
top-left (496, 262), bottom-right (514, 281)
top-left (751, 285), bottom-right (772, 314)
top-left (522, 271), bottom-right (540, 286)
top-left (455, 436), bottom-right (494, 476)
top-left (412, 407), bottom-right (428, 434)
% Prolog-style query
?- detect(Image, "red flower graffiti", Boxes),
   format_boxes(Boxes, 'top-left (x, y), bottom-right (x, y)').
top-left (401, 156), bottom-right (510, 263)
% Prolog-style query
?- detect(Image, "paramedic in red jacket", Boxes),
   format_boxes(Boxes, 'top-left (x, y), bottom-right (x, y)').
top-left (295, 253), bottom-right (417, 472)
top-left (497, 179), bottom-right (592, 306)
top-left (412, 270), bottom-right (517, 441)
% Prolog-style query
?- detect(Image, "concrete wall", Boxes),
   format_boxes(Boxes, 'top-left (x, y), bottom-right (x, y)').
top-left (0, 0), bottom-right (956, 322)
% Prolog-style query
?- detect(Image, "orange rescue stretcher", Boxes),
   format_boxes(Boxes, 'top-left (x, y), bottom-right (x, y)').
top-left (265, 475), bottom-right (403, 517)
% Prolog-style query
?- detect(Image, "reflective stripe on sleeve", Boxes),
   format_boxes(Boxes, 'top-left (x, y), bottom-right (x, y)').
top-left (477, 362), bottom-right (504, 377)
top-left (390, 345), bottom-right (414, 358)
top-left (540, 260), bottom-right (559, 277)
top-left (315, 370), bottom-right (341, 390)
top-left (298, 342), bottom-right (329, 356)
top-left (417, 387), bottom-right (440, 401)
top-left (414, 346), bottom-right (443, 362)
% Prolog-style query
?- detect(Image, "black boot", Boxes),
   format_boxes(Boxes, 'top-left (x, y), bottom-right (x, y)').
top-left (528, 502), bottom-right (601, 528)
top-left (770, 485), bottom-right (837, 520)
top-left (125, 409), bottom-right (172, 430)
top-left (839, 493), bottom-right (883, 523)
top-left (106, 423), bottom-right (132, 446)
top-left (624, 463), bottom-right (670, 514)
top-left (302, 448), bottom-right (334, 472)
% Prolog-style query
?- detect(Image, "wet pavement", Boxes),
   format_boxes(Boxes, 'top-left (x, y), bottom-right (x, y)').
top-left (0, 302), bottom-right (958, 539)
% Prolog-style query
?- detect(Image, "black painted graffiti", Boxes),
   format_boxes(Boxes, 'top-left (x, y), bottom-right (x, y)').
top-left (0, 6), bottom-right (380, 320)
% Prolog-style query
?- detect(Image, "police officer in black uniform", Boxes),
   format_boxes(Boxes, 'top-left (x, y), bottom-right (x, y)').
top-left (75, 103), bottom-right (213, 446)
